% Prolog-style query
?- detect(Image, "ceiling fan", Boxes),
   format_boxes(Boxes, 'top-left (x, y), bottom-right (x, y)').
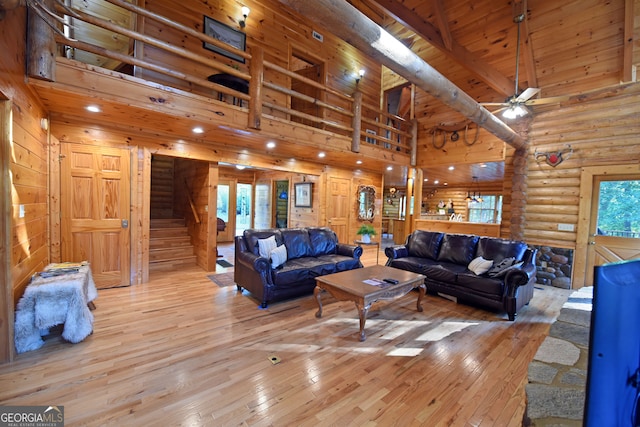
top-left (481, 12), bottom-right (540, 119)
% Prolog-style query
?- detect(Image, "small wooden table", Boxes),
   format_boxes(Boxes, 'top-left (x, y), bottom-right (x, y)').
top-left (314, 265), bottom-right (426, 341)
top-left (354, 239), bottom-right (380, 264)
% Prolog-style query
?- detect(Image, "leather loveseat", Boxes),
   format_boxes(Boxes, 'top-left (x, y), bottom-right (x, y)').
top-left (234, 227), bottom-right (363, 308)
top-left (385, 230), bottom-right (537, 320)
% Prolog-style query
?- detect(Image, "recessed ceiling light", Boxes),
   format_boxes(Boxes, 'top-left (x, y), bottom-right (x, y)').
top-left (192, 127), bottom-right (204, 134)
top-left (386, 166), bottom-right (393, 171)
top-left (318, 152), bottom-right (326, 158)
top-left (424, 178), bottom-right (428, 181)
top-left (356, 160), bottom-right (363, 165)
top-left (480, 163), bottom-right (488, 168)
top-left (448, 166), bottom-right (455, 170)
top-left (444, 182), bottom-right (448, 186)
top-left (236, 165), bottom-right (246, 170)
top-left (266, 141), bottom-right (276, 149)
top-left (86, 105), bottom-right (101, 113)
top-left (434, 180), bottom-right (440, 184)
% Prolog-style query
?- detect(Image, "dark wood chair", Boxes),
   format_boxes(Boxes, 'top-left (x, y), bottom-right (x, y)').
top-left (216, 217), bottom-right (226, 257)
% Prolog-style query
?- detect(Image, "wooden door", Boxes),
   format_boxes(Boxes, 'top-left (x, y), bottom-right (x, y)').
top-left (327, 177), bottom-right (350, 243)
top-left (61, 143), bottom-right (131, 289)
top-left (584, 173), bottom-right (640, 285)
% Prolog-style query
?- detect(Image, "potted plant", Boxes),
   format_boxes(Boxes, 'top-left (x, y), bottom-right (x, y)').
top-left (356, 224), bottom-right (377, 243)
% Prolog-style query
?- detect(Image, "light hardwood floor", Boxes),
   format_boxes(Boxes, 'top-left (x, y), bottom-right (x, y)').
top-left (1, 244), bottom-right (571, 426)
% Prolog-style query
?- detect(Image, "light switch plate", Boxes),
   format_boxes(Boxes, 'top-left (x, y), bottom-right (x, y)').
top-left (558, 223), bottom-right (575, 232)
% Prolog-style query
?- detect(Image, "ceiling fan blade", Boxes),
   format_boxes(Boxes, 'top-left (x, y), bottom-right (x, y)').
top-left (525, 94), bottom-right (571, 106)
top-left (489, 106), bottom-right (507, 114)
top-left (480, 102), bottom-right (507, 107)
top-left (516, 87), bottom-right (541, 102)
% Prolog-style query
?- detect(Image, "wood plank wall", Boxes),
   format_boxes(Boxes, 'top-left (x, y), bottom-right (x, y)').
top-left (0, 6), bottom-right (50, 361)
top-left (174, 158), bottom-right (212, 270)
top-left (525, 84), bottom-right (640, 251)
top-left (140, 0), bottom-right (381, 113)
top-left (150, 155), bottom-right (175, 218)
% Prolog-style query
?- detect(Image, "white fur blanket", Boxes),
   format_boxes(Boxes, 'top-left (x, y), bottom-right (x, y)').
top-left (15, 265), bottom-right (98, 353)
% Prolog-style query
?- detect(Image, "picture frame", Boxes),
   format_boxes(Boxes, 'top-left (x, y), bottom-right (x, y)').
top-left (294, 182), bottom-right (313, 208)
top-left (203, 16), bottom-right (246, 63)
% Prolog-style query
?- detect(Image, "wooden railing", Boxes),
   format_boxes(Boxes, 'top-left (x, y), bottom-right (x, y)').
top-left (34, 0), bottom-right (413, 158)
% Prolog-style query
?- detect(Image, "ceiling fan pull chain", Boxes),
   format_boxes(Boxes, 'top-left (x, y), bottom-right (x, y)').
top-left (463, 124), bottom-right (480, 146)
top-left (432, 129), bottom-right (446, 149)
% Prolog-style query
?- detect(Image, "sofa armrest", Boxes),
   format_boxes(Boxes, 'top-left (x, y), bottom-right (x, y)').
top-left (504, 261), bottom-right (536, 297)
top-left (236, 250), bottom-right (271, 275)
top-left (336, 243), bottom-right (363, 259)
top-left (385, 245), bottom-right (408, 261)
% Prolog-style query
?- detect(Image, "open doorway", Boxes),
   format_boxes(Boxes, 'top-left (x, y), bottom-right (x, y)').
top-left (290, 49), bottom-right (324, 128)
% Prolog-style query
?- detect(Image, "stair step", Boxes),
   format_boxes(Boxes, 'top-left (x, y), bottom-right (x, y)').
top-left (149, 246), bottom-right (195, 261)
top-left (149, 236), bottom-right (191, 249)
top-left (150, 227), bottom-right (189, 238)
top-left (149, 256), bottom-right (197, 272)
top-left (150, 218), bottom-right (186, 228)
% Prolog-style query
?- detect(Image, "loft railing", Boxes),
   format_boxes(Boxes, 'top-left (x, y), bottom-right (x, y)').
top-left (30, 0), bottom-right (414, 159)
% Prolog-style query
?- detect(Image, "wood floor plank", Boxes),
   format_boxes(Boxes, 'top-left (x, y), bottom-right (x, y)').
top-left (0, 244), bottom-right (571, 426)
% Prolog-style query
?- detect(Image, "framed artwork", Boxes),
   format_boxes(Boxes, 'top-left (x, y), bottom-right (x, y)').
top-left (294, 182), bottom-right (313, 208)
top-left (203, 16), bottom-right (246, 63)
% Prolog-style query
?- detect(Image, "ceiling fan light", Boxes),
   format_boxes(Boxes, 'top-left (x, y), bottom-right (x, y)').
top-left (502, 107), bottom-right (517, 119)
top-left (513, 104), bottom-right (528, 117)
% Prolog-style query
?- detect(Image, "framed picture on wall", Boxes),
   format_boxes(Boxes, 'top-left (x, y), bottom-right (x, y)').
top-left (203, 16), bottom-right (246, 63)
top-left (294, 182), bottom-right (313, 208)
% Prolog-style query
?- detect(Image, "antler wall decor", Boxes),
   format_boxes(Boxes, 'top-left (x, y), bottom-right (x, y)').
top-left (534, 144), bottom-right (573, 167)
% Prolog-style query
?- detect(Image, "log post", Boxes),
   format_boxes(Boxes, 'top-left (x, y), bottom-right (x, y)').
top-left (410, 118), bottom-right (418, 166)
top-left (248, 46), bottom-right (263, 130)
top-left (351, 90), bottom-right (362, 153)
top-left (27, 0), bottom-right (56, 81)
top-left (509, 147), bottom-right (528, 241)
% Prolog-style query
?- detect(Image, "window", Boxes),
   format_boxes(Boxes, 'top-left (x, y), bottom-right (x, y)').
top-left (468, 195), bottom-right (502, 223)
top-left (596, 179), bottom-right (640, 238)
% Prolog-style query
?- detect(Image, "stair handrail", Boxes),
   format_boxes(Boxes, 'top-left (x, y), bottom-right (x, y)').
top-left (183, 179), bottom-right (201, 224)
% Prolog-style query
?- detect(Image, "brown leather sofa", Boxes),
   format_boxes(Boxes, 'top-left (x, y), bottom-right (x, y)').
top-left (385, 230), bottom-right (537, 320)
top-left (235, 227), bottom-right (363, 308)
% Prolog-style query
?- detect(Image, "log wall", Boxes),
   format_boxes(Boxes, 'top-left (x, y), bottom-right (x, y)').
top-left (0, 6), bottom-right (50, 361)
top-left (526, 84), bottom-right (640, 250)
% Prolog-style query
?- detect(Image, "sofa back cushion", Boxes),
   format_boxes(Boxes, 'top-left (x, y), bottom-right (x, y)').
top-left (407, 230), bottom-right (444, 259)
top-left (282, 228), bottom-right (313, 260)
top-left (307, 227), bottom-right (338, 257)
top-left (436, 234), bottom-right (480, 265)
top-left (476, 237), bottom-right (528, 264)
top-left (243, 229), bottom-right (283, 256)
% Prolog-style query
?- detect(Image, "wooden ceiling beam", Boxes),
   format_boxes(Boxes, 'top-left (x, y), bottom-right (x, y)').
top-left (370, 0), bottom-right (515, 97)
top-left (278, 0), bottom-right (527, 150)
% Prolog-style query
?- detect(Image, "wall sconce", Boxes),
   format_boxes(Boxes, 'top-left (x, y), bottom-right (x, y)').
top-left (239, 6), bottom-right (250, 28)
top-left (355, 69), bottom-right (365, 84)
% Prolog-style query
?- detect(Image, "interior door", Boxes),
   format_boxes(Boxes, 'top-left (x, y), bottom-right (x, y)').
top-left (327, 177), bottom-right (351, 243)
top-left (61, 143), bottom-right (130, 289)
top-left (216, 182), bottom-right (233, 242)
top-left (585, 174), bottom-right (640, 284)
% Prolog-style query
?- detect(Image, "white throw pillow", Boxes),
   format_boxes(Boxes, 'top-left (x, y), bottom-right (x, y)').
top-left (270, 244), bottom-right (287, 269)
top-left (468, 256), bottom-right (493, 275)
top-left (258, 236), bottom-right (277, 259)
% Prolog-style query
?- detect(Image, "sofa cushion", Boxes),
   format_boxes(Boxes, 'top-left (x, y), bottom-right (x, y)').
top-left (407, 230), bottom-right (444, 259)
top-left (258, 235), bottom-right (277, 259)
top-left (270, 244), bottom-right (287, 269)
top-left (308, 227), bottom-right (338, 257)
top-left (282, 229), bottom-right (313, 260)
top-left (271, 260), bottom-right (312, 287)
top-left (317, 254), bottom-right (361, 272)
top-left (468, 256), bottom-right (494, 275)
top-left (437, 234), bottom-right (480, 265)
top-left (456, 273), bottom-right (505, 297)
top-left (244, 229), bottom-right (283, 256)
top-left (476, 237), bottom-right (527, 265)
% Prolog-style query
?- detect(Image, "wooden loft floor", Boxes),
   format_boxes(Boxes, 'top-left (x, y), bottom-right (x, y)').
top-left (0, 247), bottom-right (570, 425)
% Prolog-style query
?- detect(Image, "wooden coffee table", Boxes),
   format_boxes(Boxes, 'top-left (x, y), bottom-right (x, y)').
top-left (314, 265), bottom-right (426, 341)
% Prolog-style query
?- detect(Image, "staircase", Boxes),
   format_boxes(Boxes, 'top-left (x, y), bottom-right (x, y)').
top-left (149, 218), bottom-right (197, 272)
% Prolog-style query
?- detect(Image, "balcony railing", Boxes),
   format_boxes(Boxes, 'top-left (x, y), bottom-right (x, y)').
top-left (34, 0), bottom-right (414, 159)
